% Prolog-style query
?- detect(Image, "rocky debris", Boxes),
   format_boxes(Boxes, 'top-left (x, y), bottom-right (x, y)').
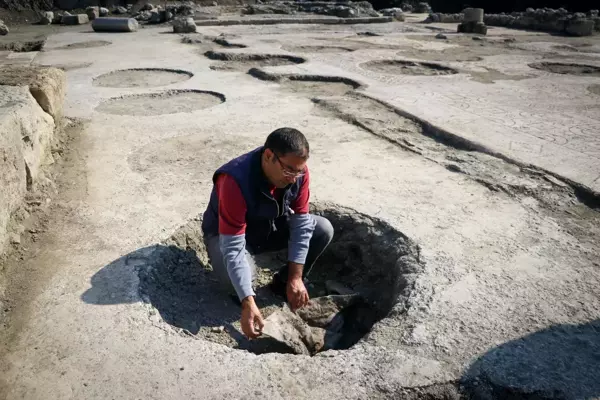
top-left (211, 326), bottom-right (224, 333)
top-left (112, 6), bottom-right (128, 14)
top-left (86, 6), bottom-right (99, 20)
top-left (435, 32), bottom-right (447, 39)
top-left (251, 294), bottom-right (364, 355)
top-left (427, 12), bottom-right (463, 23)
top-left (99, 7), bottom-right (109, 17)
top-left (39, 11), bottom-right (53, 25)
top-left (243, 1), bottom-right (380, 18)
top-left (414, 2), bottom-right (431, 13)
top-left (400, 2), bottom-right (413, 12)
top-left (380, 7), bottom-right (404, 20)
top-left (0, 19), bottom-right (8, 35)
top-left (62, 14), bottom-right (89, 25)
top-left (172, 16), bottom-right (196, 33)
top-left (141, 3), bottom-right (153, 11)
top-left (480, 8), bottom-right (598, 36)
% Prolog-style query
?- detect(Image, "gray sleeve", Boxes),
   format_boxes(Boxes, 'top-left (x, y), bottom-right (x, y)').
top-left (219, 234), bottom-right (255, 301)
top-left (288, 213), bottom-right (316, 265)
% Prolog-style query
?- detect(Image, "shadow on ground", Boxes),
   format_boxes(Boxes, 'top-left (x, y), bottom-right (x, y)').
top-left (462, 319), bottom-right (600, 399)
top-left (81, 243), bottom-right (260, 335)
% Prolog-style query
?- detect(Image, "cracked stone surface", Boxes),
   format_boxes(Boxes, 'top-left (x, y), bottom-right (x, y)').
top-left (0, 16), bottom-right (599, 400)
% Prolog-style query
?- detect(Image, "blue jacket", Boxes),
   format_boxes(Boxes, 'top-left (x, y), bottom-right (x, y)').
top-left (202, 146), bottom-right (304, 251)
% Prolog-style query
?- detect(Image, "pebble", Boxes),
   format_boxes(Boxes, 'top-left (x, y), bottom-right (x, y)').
top-left (211, 326), bottom-right (224, 333)
top-left (435, 33), bottom-right (448, 39)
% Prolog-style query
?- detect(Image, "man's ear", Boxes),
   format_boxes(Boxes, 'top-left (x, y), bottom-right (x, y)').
top-left (264, 148), bottom-right (274, 161)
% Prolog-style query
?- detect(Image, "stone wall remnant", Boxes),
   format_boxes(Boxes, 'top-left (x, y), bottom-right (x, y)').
top-left (427, 7), bottom-right (598, 36)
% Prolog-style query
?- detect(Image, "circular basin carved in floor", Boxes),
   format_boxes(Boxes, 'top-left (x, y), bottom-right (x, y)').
top-left (95, 89), bottom-right (225, 116)
top-left (93, 68), bottom-right (194, 88)
top-left (360, 60), bottom-right (458, 76)
top-left (528, 62), bottom-right (600, 76)
top-left (55, 40), bottom-right (112, 50)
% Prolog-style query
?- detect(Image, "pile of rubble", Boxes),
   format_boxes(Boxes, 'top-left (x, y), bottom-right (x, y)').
top-left (427, 7), bottom-right (599, 36)
top-left (243, 1), bottom-right (382, 18)
top-left (131, 2), bottom-right (196, 23)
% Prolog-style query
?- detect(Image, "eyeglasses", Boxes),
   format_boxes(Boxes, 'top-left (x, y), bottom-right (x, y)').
top-left (273, 153), bottom-right (306, 178)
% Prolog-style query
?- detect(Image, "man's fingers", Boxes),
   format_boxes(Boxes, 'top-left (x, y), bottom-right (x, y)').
top-left (255, 313), bottom-right (265, 332)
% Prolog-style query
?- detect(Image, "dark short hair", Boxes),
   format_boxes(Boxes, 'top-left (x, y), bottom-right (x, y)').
top-left (264, 127), bottom-right (309, 159)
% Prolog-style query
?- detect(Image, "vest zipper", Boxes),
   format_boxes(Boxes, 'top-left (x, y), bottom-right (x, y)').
top-left (262, 191), bottom-right (280, 232)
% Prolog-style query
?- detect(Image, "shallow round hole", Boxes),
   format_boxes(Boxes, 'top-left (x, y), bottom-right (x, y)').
top-left (360, 59), bottom-right (458, 76)
top-left (55, 40), bottom-right (111, 50)
top-left (95, 89), bottom-right (225, 116)
top-left (136, 203), bottom-right (423, 355)
top-left (528, 62), bottom-right (600, 76)
top-left (93, 68), bottom-right (194, 88)
top-left (204, 51), bottom-right (305, 72)
top-left (396, 51), bottom-right (483, 62)
top-left (589, 84), bottom-right (600, 96)
top-left (282, 45), bottom-right (354, 53)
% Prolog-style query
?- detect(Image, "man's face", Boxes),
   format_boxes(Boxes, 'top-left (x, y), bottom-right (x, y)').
top-left (265, 149), bottom-right (307, 188)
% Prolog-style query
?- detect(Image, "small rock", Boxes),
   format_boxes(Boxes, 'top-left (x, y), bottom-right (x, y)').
top-left (0, 20), bottom-right (8, 35)
top-left (435, 33), bottom-right (448, 39)
top-left (40, 11), bottom-right (53, 25)
top-left (504, 37), bottom-right (516, 43)
top-left (211, 1), bottom-right (217, 5)
top-left (165, 11), bottom-right (173, 21)
top-left (62, 14), bottom-right (89, 25)
top-left (113, 6), bottom-right (128, 14)
top-left (211, 326), bottom-right (224, 333)
top-left (472, 36), bottom-right (484, 41)
top-left (172, 16), bottom-right (196, 33)
top-left (10, 234), bottom-right (20, 245)
top-left (141, 3), bottom-right (154, 11)
top-left (86, 6), bottom-right (99, 20)
top-left (99, 7), bottom-right (109, 17)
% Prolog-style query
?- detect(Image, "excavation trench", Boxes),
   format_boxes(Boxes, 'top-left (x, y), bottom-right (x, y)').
top-left (248, 68), bottom-right (362, 97)
top-left (136, 204), bottom-right (423, 356)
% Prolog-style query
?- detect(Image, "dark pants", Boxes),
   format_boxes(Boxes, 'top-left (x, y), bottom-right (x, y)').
top-left (205, 215), bottom-right (334, 294)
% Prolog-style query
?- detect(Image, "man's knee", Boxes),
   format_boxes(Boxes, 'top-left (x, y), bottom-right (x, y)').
top-left (312, 215), bottom-right (334, 244)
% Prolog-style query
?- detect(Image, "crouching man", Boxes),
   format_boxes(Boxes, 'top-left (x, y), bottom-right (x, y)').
top-left (201, 127), bottom-right (334, 339)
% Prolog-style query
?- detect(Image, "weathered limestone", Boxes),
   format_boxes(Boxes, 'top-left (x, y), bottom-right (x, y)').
top-left (99, 7), bottom-right (109, 17)
top-left (173, 16), bottom-right (196, 33)
top-left (86, 6), bottom-right (99, 20)
top-left (92, 17), bottom-right (139, 32)
top-left (0, 66), bottom-right (65, 255)
top-left (0, 19), bottom-right (8, 35)
top-left (457, 8), bottom-right (487, 35)
top-left (39, 11), bottom-right (54, 25)
top-left (464, 7), bottom-right (483, 23)
top-left (62, 14), bottom-right (89, 25)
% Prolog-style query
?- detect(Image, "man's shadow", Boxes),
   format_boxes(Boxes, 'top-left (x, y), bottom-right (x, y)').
top-left (81, 243), bottom-right (280, 338)
top-left (461, 319), bottom-right (600, 399)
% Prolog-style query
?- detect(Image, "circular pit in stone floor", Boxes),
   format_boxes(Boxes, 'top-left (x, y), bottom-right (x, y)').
top-left (135, 203), bottom-right (424, 356)
top-left (93, 68), bottom-right (194, 88)
top-left (95, 89), bottom-right (225, 116)
top-left (55, 40), bottom-right (112, 50)
top-left (360, 59), bottom-right (458, 76)
top-left (528, 62), bottom-right (600, 76)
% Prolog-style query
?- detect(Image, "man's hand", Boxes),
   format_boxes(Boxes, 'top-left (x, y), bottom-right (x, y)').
top-left (286, 277), bottom-right (309, 312)
top-left (241, 296), bottom-right (264, 339)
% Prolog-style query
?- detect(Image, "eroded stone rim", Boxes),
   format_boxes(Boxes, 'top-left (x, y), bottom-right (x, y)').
top-left (360, 59), bottom-right (459, 75)
top-left (92, 68), bottom-right (194, 88)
